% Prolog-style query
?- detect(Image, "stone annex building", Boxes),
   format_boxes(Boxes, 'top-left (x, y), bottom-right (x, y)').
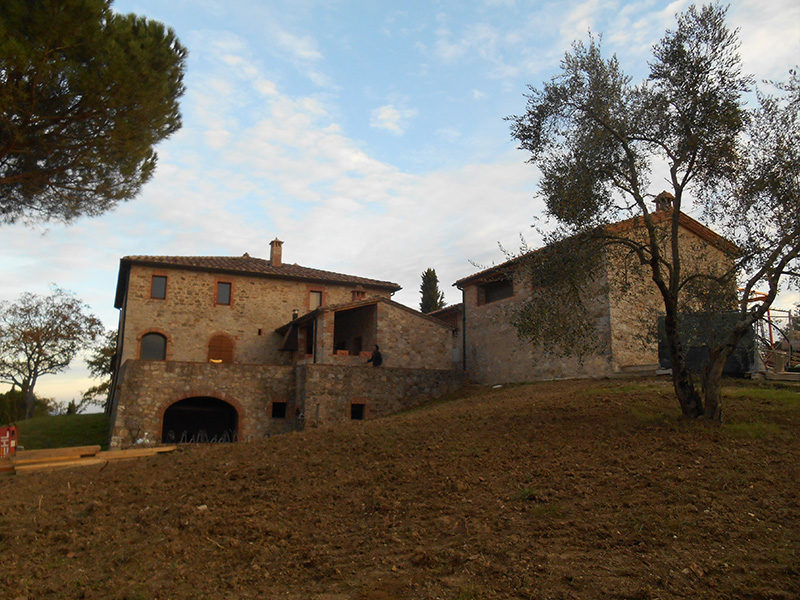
top-left (108, 197), bottom-right (735, 448)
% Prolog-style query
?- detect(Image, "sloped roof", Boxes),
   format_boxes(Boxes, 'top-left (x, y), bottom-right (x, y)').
top-left (275, 295), bottom-right (452, 335)
top-left (454, 209), bottom-right (738, 288)
top-left (114, 255), bottom-right (400, 308)
top-left (429, 303), bottom-right (463, 319)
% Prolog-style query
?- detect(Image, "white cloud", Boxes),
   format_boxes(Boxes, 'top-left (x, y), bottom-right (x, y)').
top-left (274, 29), bottom-right (323, 62)
top-left (369, 104), bottom-right (417, 135)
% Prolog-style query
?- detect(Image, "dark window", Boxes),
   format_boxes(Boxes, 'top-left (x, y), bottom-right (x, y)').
top-left (309, 290), bottom-right (323, 310)
top-left (140, 333), bottom-right (166, 360)
top-left (351, 403), bottom-right (365, 420)
top-left (151, 275), bottom-right (167, 299)
top-left (480, 279), bottom-right (514, 304)
top-left (216, 282), bottom-right (231, 305)
top-left (208, 334), bottom-right (234, 363)
top-left (351, 290), bottom-right (366, 301)
top-left (271, 402), bottom-right (287, 419)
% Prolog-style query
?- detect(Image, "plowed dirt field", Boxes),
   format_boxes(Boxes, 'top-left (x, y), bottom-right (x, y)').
top-left (2, 378), bottom-right (798, 599)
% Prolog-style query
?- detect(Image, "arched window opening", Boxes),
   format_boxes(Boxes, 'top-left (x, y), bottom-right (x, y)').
top-left (162, 397), bottom-right (238, 444)
top-left (208, 334), bottom-right (234, 363)
top-left (140, 332), bottom-right (166, 360)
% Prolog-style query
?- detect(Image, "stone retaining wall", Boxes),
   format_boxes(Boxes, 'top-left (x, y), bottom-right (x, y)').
top-left (110, 360), bottom-right (296, 448)
top-left (110, 360), bottom-right (463, 448)
top-left (297, 364), bottom-right (464, 427)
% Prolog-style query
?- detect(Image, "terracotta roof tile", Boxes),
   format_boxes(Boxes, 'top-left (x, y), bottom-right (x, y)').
top-left (121, 255), bottom-right (401, 290)
top-left (454, 210), bottom-right (737, 287)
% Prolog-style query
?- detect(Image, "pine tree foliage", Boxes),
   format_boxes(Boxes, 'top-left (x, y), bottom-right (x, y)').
top-left (0, 0), bottom-right (187, 223)
top-left (419, 268), bottom-right (446, 314)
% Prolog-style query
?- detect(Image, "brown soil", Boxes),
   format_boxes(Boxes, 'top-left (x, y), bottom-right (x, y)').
top-left (1, 378), bottom-right (798, 600)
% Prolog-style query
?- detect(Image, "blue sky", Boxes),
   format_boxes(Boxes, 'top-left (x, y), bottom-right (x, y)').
top-left (2, 0), bottom-right (798, 405)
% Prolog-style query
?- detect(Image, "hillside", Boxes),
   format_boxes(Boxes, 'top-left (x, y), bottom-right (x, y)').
top-left (14, 412), bottom-right (109, 450)
top-left (1, 378), bottom-right (798, 599)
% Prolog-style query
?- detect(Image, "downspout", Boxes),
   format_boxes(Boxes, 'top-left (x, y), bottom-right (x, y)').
top-left (460, 285), bottom-right (467, 372)
top-left (312, 318), bottom-right (318, 364)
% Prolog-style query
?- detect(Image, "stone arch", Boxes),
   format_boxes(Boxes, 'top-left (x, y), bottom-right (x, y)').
top-left (160, 396), bottom-right (239, 444)
top-left (207, 333), bottom-right (235, 363)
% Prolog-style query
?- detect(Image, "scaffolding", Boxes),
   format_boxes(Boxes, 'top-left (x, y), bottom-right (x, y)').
top-left (744, 290), bottom-right (798, 372)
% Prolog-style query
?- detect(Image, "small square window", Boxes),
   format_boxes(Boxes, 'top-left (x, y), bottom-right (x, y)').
top-left (309, 290), bottom-right (323, 310)
top-left (350, 403), bottom-right (365, 420)
top-left (151, 275), bottom-right (167, 299)
top-left (271, 402), bottom-right (287, 419)
top-left (216, 282), bottom-right (231, 305)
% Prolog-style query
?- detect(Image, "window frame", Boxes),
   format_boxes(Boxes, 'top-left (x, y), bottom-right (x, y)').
top-left (271, 401), bottom-right (287, 419)
top-left (150, 274), bottom-right (167, 300)
top-left (207, 333), bottom-right (235, 363)
top-left (139, 331), bottom-right (167, 361)
top-left (477, 278), bottom-right (514, 305)
top-left (215, 280), bottom-right (232, 306)
top-left (350, 399), bottom-right (366, 420)
top-left (308, 289), bottom-right (324, 311)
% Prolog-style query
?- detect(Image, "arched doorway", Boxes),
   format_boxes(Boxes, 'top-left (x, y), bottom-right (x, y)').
top-left (161, 397), bottom-right (238, 444)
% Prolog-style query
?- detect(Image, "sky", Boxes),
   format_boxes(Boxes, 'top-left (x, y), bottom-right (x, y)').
top-left (2, 0), bottom-right (799, 406)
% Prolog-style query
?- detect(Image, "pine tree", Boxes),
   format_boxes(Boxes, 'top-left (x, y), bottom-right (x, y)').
top-left (0, 0), bottom-right (187, 223)
top-left (419, 268), bottom-right (445, 314)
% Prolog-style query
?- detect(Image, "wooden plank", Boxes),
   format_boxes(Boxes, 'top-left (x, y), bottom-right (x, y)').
top-left (14, 458), bottom-right (108, 474)
top-left (12, 454), bottom-right (104, 467)
top-left (14, 445), bottom-right (101, 460)
top-left (96, 446), bottom-right (177, 460)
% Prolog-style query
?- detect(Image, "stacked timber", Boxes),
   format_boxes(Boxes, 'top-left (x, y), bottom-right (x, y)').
top-left (0, 445), bottom-right (177, 475)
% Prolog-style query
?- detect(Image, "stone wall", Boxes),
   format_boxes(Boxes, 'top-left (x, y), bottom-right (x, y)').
top-left (110, 360), bottom-right (296, 448)
top-left (312, 300), bottom-right (454, 370)
top-left (296, 364), bottom-right (464, 427)
top-left (462, 272), bottom-right (613, 384)
top-left (605, 224), bottom-right (735, 370)
top-left (110, 360), bottom-right (464, 448)
top-left (119, 264), bottom-right (392, 367)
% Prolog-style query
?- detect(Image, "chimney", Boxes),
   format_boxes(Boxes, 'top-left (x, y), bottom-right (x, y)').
top-left (269, 238), bottom-right (283, 267)
top-left (654, 191), bottom-right (674, 212)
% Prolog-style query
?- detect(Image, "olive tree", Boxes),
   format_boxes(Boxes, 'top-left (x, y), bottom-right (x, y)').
top-left (508, 4), bottom-right (799, 420)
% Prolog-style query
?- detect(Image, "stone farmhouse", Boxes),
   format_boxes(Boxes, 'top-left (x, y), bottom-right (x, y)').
top-left (108, 195), bottom-right (737, 447)
top-left (453, 194), bottom-right (738, 384)
top-left (108, 240), bottom-right (460, 448)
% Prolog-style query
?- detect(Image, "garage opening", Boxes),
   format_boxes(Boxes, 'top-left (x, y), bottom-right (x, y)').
top-left (161, 397), bottom-right (238, 444)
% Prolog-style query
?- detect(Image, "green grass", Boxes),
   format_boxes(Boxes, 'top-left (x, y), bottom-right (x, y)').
top-left (724, 420), bottom-right (782, 439)
top-left (15, 413), bottom-right (110, 450)
top-left (723, 385), bottom-right (800, 407)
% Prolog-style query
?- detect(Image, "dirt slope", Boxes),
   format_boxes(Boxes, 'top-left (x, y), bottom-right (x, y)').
top-left (1, 378), bottom-right (798, 600)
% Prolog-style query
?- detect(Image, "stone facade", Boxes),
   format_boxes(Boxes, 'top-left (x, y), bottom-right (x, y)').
top-left (289, 298), bottom-right (455, 370)
top-left (109, 245), bottom-right (461, 448)
top-left (109, 361), bottom-right (296, 447)
top-left (456, 207), bottom-right (736, 384)
top-left (460, 269), bottom-right (613, 384)
top-left (297, 364), bottom-right (463, 428)
top-left (118, 263), bottom-right (394, 367)
top-left (110, 360), bottom-right (462, 448)
top-left (605, 224), bottom-right (734, 370)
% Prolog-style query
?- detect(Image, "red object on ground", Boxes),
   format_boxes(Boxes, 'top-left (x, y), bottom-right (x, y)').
top-left (0, 425), bottom-right (18, 458)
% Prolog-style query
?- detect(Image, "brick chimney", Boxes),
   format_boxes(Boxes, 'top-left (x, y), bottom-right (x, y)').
top-left (269, 238), bottom-right (283, 267)
top-left (654, 191), bottom-right (674, 212)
